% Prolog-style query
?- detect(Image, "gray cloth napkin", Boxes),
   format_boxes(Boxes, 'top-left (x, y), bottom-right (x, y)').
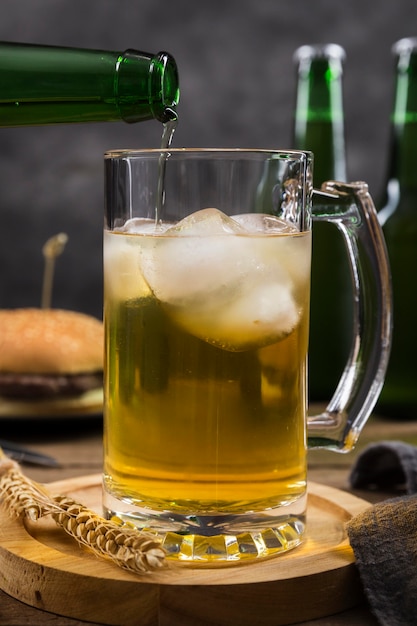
top-left (347, 441), bottom-right (417, 626)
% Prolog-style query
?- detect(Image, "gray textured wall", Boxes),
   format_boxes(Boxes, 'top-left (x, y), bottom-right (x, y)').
top-left (0, 0), bottom-right (415, 318)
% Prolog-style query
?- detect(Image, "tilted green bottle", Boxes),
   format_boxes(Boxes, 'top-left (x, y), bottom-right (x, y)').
top-left (292, 43), bottom-right (352, 401)
top-left (376, 38), bottom-right (417, 418)
top-left (0, 41), bottom-right (179, 126)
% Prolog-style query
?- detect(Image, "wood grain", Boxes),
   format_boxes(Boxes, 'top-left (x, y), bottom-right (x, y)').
top-left (0, 476), bottom-right (371, 626)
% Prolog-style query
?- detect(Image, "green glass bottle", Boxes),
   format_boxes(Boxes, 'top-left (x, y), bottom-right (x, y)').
top-left (0, 41), bottom-right (179, 126)
top-left (376, 38), bottom-right (417, 418)
top-left (292, 43), bottom-right (352, 401)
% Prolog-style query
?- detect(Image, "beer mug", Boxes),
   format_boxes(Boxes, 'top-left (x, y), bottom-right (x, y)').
top-left (103, 149), bottom-right (391, 564)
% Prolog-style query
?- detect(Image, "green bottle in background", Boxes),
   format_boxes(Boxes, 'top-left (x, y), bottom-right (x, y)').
top-left (292, 43), bottom-right (352, 402)
top-left (0, 41), bottom-right (179, 126)
top-left (376, 38), bottom-right (417, 418)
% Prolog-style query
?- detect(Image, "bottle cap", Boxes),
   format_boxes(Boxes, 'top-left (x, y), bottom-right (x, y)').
top-left (293, 43), bottom-right (346, 64)
top-left (392, 37), bottom-right (417, 56)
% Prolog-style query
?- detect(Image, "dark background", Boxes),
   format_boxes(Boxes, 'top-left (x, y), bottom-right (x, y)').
top-left (0, 0), bottom-right (415, 319)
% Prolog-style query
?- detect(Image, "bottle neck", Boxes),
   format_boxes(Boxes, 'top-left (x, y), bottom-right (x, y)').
top-left (385, 49), bottom-right (417, 190)
top-left (117, 50), bottom-right (179, 123)
top-left (293, 46), bottom-right (347, 186)
top-left (0, 42), bottom-right (179, 126)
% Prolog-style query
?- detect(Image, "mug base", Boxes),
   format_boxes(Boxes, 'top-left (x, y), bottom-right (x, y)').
top-left (103, 491), bottom-right (306, 565)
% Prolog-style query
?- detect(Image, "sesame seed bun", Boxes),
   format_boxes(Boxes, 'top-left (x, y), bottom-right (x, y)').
top-left (0, 308), bottom-right (103, 374)
top-left (0, 308), bottom-right (104, 416)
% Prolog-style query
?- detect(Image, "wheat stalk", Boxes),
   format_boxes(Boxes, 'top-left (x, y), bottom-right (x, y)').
top-left (0, 450), bottom-right (166, 574)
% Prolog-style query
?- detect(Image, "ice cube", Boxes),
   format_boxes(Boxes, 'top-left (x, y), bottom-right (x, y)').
top-left (167, 208), bottom-right (247, 236)
top-left (117, 217), bottom-right (176, 234)
top-left (104, 231), bottom-right (151, 301)
top-left (168, 281), bottom-right (299, 351)
top-left (138, 209), bottom-right (250, 304)
top-left (233, 213), bottom-right (297, 234)
top-left (138, 208), bottom-right (302, 351)
top-left (119, 218), bottom-right (161, 234)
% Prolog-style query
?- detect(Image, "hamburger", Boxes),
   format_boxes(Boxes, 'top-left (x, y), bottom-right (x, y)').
top-left (0, 308), bottom-right (104, 416)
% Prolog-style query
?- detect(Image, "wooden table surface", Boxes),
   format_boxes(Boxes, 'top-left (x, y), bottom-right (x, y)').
top-left (0, 409), bottom-right (416, 626)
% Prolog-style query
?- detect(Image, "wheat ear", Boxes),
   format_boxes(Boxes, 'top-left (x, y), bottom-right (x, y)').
top-left (0, 450), bottom-right (166, 574)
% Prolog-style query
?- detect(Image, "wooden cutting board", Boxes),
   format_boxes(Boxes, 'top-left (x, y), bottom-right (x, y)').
top-left (0, 475), bottom-right (371, 626)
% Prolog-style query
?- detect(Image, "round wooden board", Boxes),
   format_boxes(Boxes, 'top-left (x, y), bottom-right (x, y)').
top-left (0, 475), bottom-right (370, 626)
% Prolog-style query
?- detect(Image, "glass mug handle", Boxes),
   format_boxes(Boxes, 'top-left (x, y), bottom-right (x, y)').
top-left (308, 181), bottom-right (392, 451)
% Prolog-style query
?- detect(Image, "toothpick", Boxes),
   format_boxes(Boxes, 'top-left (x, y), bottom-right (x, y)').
top-left (41, 233), bottom-right (68, 309)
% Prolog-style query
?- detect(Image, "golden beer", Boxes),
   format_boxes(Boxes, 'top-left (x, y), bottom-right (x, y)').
top-left (103, 212), bottom-right (311, 522)
top-left (102, 147), bottom-right (392, 564)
